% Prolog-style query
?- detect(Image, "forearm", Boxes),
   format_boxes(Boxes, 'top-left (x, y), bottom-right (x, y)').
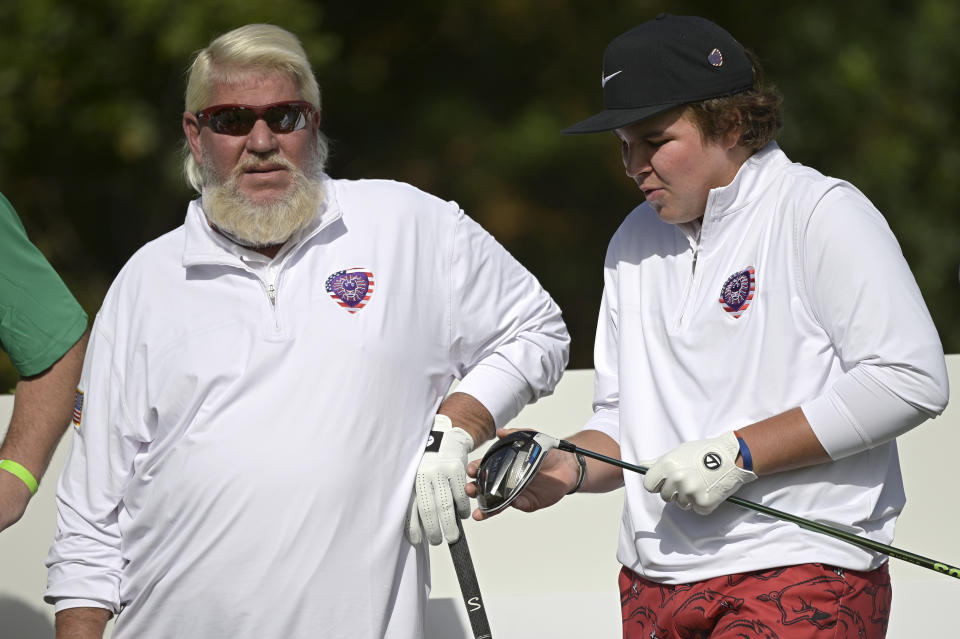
top-left (0, 330), bottom-right (88, 531)
top-left (0, 329), bottom-right (89, 478)
top-left (437, 391), bottom-right (496, 449)
top-left (734, 406), bottom-right (830, 475)
top-left (55, 606), bottom-right (112, 639)
top-left (564, 429), bottom-right (625, 493)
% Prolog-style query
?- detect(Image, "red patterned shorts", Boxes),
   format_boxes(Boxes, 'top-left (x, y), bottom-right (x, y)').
top-left (620, 562), bottom-right (891, 638)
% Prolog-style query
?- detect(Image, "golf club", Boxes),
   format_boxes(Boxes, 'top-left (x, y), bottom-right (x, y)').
top-left (476, 430), bottom-right (960, 581)
top-left (448, 517), bottom-right (493, 639)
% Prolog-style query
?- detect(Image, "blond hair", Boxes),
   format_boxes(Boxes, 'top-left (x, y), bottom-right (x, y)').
top-left (182, 24), bottom-right (328, 192)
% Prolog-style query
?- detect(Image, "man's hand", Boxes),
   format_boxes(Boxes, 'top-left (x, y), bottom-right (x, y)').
top-left (642, 431), bottom-right (756, 515)
top-left (465, 428), bottom-right (583, 520)
top-left (0, 468), bottom-right (32, 532)
top-left (405, 415), bottom-right (474, 545)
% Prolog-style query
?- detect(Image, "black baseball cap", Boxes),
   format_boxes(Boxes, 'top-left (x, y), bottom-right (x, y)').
top-left (563, 14), bottom-right (754, 134)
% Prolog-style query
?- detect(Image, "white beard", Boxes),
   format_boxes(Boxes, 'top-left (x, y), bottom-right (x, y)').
top-left (201, 153), bottom-right (325, 248)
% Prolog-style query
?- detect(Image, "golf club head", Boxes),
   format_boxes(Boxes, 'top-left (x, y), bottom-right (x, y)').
top-left (476, 430), bottom-right (560, 515)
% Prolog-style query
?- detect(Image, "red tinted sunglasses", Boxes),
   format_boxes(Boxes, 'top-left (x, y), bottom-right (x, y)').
top-left (196, 100), bottom-right (316, 136)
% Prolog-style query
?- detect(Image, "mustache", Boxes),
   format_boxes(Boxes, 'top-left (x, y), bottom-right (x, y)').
top-left (232, 154), bottom-right (299, 176)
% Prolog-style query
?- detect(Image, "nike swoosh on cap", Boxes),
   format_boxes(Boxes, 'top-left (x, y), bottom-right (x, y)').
top-left (601, 70), bottom-right (623, 87)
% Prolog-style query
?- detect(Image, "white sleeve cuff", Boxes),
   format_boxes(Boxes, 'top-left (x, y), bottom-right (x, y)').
top-left (455, 359), bottom-right (534, 429)
top-left (583, 407), bottom-right (620, 444)
top-left (52, 598), bottom-right (116, 614)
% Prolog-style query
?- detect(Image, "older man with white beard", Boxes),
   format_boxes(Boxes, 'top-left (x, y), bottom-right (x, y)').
top-left (44, 24), bottom-right (569, 639)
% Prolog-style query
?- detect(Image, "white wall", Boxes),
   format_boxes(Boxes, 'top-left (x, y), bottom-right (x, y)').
top-left (2, 357), bottom-right (958, 638)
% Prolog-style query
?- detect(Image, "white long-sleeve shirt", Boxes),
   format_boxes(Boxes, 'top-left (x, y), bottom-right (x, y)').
top-left (45, 175), bottom-right (569, 638)
top-left (585, 143), bottom-right (948, 583)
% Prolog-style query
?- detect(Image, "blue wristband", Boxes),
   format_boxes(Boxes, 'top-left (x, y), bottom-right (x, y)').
top-left (735, 433), bottom-right (753, 472)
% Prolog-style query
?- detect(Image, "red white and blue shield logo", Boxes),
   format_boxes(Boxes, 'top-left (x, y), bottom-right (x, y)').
top-left (719, 266), bottom-right (755, 319)
top-left (325, 268), bottom-right (375, 314)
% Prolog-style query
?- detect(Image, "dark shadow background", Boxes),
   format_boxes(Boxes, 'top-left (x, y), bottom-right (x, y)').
top-left (1, 1), bottom-right (957, 388)
top-left (0, 596), bottom-right (56, 638)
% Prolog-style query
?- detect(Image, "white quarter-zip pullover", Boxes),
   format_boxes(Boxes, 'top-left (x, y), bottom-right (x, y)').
top-left (45, 175), bottom-right (569, 638)
top-left (585, 143), bottom-right (948, 583)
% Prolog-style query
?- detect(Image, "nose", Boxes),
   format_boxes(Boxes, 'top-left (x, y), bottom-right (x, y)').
top-left (245, 118), bottom-right (280, 155)
top-left (622, 142), bottom-right (651, 179)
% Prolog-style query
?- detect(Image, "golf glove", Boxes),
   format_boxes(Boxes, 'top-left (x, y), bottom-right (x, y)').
top-left (405, 414), bottom-right (474, 545)
top-left (642, 431), bottom-right (756, 515)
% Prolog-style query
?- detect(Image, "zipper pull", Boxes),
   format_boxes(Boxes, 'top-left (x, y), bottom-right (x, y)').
top-left (268, 284), bottom-right (277, 306)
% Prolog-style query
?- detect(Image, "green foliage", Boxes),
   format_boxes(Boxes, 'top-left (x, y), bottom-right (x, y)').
top-left (1, 0), bottom-right (958, 390)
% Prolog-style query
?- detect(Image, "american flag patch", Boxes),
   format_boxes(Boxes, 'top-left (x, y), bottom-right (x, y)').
top-left (72, 390), bottom-right (84, 427)
top-left (719, 267), bottom-right (756, 319)
top-left (325, 268), bottom-right (375, 314)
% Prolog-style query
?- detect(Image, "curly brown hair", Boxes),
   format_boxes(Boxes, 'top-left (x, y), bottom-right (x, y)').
top-left (685, 50), bottom-right (783, 151)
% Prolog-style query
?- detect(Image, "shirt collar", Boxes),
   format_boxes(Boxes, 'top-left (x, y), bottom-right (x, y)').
top-left (671, 142), bottom-right (788, 248)
top-left (704, 141), bottom-right (788, 223)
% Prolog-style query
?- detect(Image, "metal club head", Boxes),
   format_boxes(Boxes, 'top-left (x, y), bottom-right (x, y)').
top-left (476, 430), bottom-right (560, 515)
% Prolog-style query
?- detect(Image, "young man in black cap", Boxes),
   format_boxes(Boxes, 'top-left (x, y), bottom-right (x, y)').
top-left (470, 13), bottom-right (948, 638)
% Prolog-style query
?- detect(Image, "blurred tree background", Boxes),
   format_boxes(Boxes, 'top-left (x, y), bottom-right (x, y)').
top-left (1, 0), bottom-right (958, 391)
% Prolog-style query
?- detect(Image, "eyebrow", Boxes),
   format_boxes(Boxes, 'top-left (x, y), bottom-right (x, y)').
top-left (615, 128), bottom-right (668, 141)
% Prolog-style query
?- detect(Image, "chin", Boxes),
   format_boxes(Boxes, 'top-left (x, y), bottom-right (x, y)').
top-left (652, 207), bottom-right (678, 224)
top-left (653, 207), bottom-right (698, 226)
top-left (242, 188), bottom-right (291, 207)
top-left (240, 177), bottom-right (292, 199)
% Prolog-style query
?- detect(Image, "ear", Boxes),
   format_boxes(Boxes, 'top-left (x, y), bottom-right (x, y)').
top-left (723, 109), bottom-right (743, 150)
top-left (183, 112), bottom-right (204, 165)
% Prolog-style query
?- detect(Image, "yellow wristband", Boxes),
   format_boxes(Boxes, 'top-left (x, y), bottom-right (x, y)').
top-left (0, 459), bottom-right (39, 495)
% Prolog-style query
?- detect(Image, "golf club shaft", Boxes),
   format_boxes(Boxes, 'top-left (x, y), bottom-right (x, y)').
top-left (448, 517), bottom-right (493, 638)
top-left (559, 441), bottom-right (960, 581)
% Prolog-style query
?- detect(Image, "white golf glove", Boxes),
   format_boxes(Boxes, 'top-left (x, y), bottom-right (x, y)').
top-left (642, 431), bottom-right (757, 515)
top-left (405, 414), bottom-right (474, 545)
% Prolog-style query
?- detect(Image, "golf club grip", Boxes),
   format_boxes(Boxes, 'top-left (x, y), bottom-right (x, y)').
top-left (448, 517), bottom-right (493, 638)
top-left (566, 442), bottom-right (960, 581)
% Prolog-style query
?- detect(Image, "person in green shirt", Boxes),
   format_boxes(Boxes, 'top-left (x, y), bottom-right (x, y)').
top-left (0, 192), bottom-right (89, 532)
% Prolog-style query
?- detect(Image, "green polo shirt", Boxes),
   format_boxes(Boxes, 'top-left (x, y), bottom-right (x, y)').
top-left (0, 193), bottom-right (87, 376)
